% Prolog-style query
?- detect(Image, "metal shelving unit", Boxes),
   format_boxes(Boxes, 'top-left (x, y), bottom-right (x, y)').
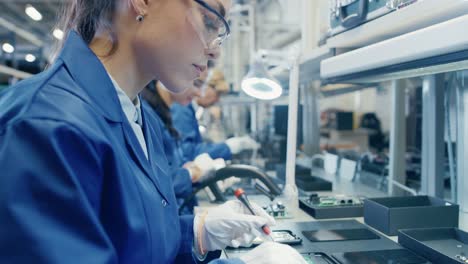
top-left (304, 13), bottom-right (468, 216)
top-left (321, 14), bottom-right (468, 83)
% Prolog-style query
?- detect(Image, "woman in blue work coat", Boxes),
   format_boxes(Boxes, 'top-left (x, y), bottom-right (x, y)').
top-left (0, 0), bottom-right (310, 264)
top-left (171, 69), bottom-right (260, 162)
top-left (0, 0), bottom-right (309, 263)
top-left (170, 89), bottom-right (232, 161)
top-left (142, 80), bottom-right (220, 215)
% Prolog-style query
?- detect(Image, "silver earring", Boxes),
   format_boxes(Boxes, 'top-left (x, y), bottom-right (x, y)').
top-left (136, 15), bottom-right (144, 22)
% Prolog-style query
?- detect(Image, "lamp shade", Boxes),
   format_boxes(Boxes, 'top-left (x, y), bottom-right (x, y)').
top-left (241, 60), bottom-right (283, 100)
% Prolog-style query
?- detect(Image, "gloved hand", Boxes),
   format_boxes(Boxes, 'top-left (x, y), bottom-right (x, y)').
top-left (225, 136), bottom-right (260, 155)
top-left (212, 158), bottom-right (226, 170)
top-left (240, 242), bottom-right (307, 264)
top-left (183, 162), bottom-right (202, 183)
top-left (216, 177), bottom-right (242, 193)
top-left (193, 200), bottom-right (275, 256)
top-left (192, 153), bottom-right (217, 182)
top-left (185, 154), bottom-right (226, 183)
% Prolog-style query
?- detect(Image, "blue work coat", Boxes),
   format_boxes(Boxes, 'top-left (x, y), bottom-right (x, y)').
top-left (0, 31), bottom-right (242, 264)
top-left (171, 103), bottom-right (232, 162)
top-left (143, 101), bottom-right (196, 214)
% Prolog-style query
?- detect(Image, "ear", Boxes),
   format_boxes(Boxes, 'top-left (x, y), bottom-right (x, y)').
top-left (129, 0), bottom-right (149, 16)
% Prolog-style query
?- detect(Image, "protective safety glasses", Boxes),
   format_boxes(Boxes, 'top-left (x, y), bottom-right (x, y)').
top-left (187, 0), bottom-right (231, 49)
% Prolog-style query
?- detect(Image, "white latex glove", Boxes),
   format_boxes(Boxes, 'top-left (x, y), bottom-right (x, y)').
top-left (240, 242), bottom-right (307, 264)
top-left (213, 158), bottom-right (226, 170)
top-left (186, 157), bottom-right (226, 182)
top-left (193, 153), bottom-right (216, 180)
top-left (216, 177), bottom-right (242, 193)
top-left (225, 136), bottom-right (260, 155)
top-left (193, 200), bottom-right (275, 256)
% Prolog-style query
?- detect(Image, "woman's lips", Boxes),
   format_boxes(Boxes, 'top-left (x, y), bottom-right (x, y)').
top-left (192, 64), bottom-right (206, 76)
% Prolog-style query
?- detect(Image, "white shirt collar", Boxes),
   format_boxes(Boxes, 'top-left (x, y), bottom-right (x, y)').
top-left (108, 75), bottom-right (143, 126)
top-left (192, 101), bottom-right (204, 120)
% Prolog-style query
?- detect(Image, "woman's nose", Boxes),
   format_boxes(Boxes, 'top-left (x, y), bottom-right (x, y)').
top-left (205, 46), bottom-right (220, 60)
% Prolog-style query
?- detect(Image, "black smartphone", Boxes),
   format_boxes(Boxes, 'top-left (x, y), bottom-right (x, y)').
top-left (270, 230), bottom-right (302, 245)
top-left (302, 228), bottom-right (380, 242)
top-left (244, 230), bottom-right (302, 247)
top-left (302, 252), bottom-right (337, 264)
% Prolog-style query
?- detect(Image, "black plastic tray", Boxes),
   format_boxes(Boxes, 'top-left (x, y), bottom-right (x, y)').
top-left (331, 248), bottom-right (428, 264)
top-left (275, 164), bottom-right (333, 191)
top-left (224, 219), bottom-right (403, 259)
top-left (364, 196), bottom-right (459, 236)
top-left (399, 228), bottom-right (468, 264)
top-left (296, 176), bottom-right (333, 192)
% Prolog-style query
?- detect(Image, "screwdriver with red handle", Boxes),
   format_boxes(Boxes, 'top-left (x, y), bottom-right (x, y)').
top-left (234, 188), bottom-right (274, 241)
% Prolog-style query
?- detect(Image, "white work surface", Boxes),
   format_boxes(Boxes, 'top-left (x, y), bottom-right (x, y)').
top-left (194, 168), bottom-right (468, 259)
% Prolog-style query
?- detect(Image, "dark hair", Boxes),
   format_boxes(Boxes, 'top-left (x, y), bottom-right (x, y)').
top-left (55, 0), bottom-right (118, 58)
top-left (142, 81), bottom-right (180, 139)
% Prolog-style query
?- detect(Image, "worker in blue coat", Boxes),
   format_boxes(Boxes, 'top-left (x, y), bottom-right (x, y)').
top-left (142, 80), bottom-right (224, 214)
top-left (171, 69), bottom-right (260, 162)
top-left (0, 0), bottom-right (308, 264)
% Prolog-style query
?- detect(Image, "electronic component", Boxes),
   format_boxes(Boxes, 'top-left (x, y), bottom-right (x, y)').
top-left (262, 201), bottom-right (288, 218)
top-left (299, 194), bottom-right (365, 219)
top-left (307, 195), bottom-right (364, 207)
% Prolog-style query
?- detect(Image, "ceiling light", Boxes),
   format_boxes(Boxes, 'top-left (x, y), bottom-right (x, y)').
top-left (2, 43), bottom-right (15, 53)
top-left (25, 54), bottom-right (36, 63)
top-left (53, 29), bottom-right (64, 40)
top-left (25, 4), bottom-right (43, 21)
